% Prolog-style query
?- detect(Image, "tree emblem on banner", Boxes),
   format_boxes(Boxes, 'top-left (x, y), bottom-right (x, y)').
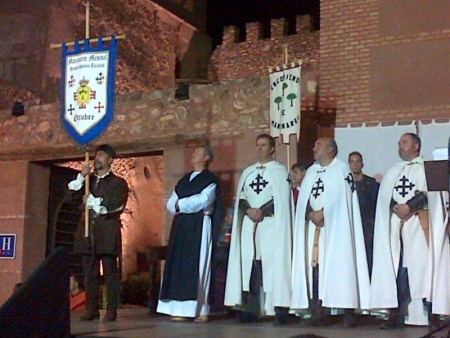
top-left (269, 63), bottom-right (302, 144)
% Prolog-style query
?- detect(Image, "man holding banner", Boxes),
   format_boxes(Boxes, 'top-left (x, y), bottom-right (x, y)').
top-left (69, 144), bottom-right (128, 322)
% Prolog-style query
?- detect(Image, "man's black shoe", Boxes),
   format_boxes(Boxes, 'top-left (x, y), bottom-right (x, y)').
top-left (236, 311), bottom-right (258, 324)
top-left (342, 312), bottom-right (357, 328)
top-left (273, 316), bottom-right (288, 326)
top-left (379, 318), bottom-right (405, 329)
top-left (428, 314), bottom-right (441, 332)
top-left (103, 309), bottom-right (117, 322)
top-left (79, 311), bottom-right (100, 321)
top-left (300, 316), bottom-right (326, 327)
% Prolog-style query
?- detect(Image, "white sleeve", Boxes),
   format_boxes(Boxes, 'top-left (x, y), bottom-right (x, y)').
top-left (178, 183), bottom-right (216, 214)
top-left (68, 173), bottom-right (85, 191)
top-left (86, 194), bottom-right (107, 215)
top-left (166, 191), bottom-right (179, 216)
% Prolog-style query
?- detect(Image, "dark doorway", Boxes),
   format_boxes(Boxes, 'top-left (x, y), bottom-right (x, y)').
top-left (46, 165), bottom-right (83, 277)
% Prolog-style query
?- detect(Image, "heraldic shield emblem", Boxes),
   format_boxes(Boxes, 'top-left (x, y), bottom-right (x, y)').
top-left (61, 37), bottom-right (117, 146)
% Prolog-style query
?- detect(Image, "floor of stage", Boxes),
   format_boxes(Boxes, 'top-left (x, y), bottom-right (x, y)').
top-left (70, 307), bottom-right (448, 338)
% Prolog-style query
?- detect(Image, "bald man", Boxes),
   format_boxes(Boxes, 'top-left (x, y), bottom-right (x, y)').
top-left (291, 138), bottom-right (370, 328)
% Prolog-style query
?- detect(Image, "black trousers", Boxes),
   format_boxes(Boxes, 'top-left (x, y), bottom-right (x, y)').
top-left (82, 254), bottom-right (120, 311)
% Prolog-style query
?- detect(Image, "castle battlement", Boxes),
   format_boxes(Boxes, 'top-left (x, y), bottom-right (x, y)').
top-left (222, 15), bottom-right (312, 45)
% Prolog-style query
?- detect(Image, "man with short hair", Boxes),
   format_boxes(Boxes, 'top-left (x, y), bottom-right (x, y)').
top-left (348, 151), bottom-right (379, 278)
top-left (370, 133), bottom-right (450, 329)
top-left (224, 134), bottom-right (293, 325)
top-left (291, 163), bottom-right (308, 206)
top-left (158, 145), bottom-right (221, 323)
top-left (291, 138), bottom-right (369, 328)
top-left (69, 144), bottom-right (128, 322)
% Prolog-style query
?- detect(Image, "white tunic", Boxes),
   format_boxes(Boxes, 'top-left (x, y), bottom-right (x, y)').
top-left (224, 161), bottom-right (293, 314)
top-left (370, 156), bottom-right (450, 325)
top-left (291, 158), bottom-right (370, 310)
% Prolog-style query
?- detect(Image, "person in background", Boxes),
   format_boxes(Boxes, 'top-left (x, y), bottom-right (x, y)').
top-left (212, 206), bottom-right (234, 311)
top-left (348, 151), bottom-right (379, 278)
top-left (291, 163), bottom-right (308, 206)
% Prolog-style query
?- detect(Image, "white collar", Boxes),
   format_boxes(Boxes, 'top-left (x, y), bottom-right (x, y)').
top-left (94, 169), bottom-right (112, 179)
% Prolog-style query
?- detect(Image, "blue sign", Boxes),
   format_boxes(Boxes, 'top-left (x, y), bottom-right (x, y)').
top-left (61, 37), bottom-right (117, 146)
top-left (0, 234), bottom-right (16, 259)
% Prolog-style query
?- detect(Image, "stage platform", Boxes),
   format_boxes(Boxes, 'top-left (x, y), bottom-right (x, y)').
top-left (71, 307), bottom-right (448, 338)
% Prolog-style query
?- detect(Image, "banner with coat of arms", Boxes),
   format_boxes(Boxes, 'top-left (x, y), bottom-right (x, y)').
top-left (61, 37), bottom-right (117, 146)
top-left (269, 63), bottom-right (301, 144)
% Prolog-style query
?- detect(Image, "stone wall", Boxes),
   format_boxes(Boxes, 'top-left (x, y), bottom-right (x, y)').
top-left (0, 73), bottom-right (316, 161)
top-left (0, 0), bottom-right (211, 110)
top-left (319, 0), bottom-right (450, 126)
top-left (0, 0), bottom-right (50, 91)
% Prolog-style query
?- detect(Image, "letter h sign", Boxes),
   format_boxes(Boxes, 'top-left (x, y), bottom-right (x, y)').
top-left (0, 234), bottom-right (16, 259)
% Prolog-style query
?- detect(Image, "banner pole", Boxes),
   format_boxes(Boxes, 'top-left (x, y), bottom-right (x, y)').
top-left (84, 147), bottom-right (90, 237)
top-left (84, 1), bottom-right (90, 238)
top-left (284, 44), bottom-right (291, 170)
top-left (86, 1), bottom-right (90, 40)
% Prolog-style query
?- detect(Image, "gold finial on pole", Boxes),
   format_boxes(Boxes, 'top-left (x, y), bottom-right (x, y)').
top-left (85, 1), bottom-right (90, 39)
top-left (283, 43), bottom-right (289, 65)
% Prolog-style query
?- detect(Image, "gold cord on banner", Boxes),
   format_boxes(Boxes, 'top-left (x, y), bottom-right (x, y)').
top-left (268, 44), bottom-right (303, 74)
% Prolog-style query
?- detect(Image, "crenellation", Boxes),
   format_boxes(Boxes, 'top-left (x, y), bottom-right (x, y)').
top-left (296, 15), bottom-right (311, 33)
top-left (245, 22), bottom-right (260, 44)
top-left (270, 18), bottom-right (288, 38)
top-left (222, 25), bottom-right (239, 45)
top-left (213, 15), bottom-right (319, 81)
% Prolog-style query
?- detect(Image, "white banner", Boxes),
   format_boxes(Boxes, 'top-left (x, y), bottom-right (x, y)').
top-left (64, 50), bottom-right (109, 135)
top-left (269, 63), bottom-right (301, 144)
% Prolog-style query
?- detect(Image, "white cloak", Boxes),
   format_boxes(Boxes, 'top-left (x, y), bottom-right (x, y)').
top-left (291, 157), bottom-right (370, 310)
top-left (369, 157), bottom-right (450, 318)
top-left (224, 160), bottom-right (293, 310)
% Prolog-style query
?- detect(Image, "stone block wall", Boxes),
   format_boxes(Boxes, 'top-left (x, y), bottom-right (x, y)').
top-left (0, 0), bottom-right (211, 110)
top-left (0, 73), bottom-right (316, 161)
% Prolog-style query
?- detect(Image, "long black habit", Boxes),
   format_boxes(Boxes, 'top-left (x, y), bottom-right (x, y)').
top-left (159, 170), bottom-right (221, 301)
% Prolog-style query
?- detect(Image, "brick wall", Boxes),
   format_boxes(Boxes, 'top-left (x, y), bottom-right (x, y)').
top-left (320, 0), bottom-right (450, 126)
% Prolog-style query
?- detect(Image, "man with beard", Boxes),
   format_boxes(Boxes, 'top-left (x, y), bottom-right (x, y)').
top-left (157, 145), bottom-right (221, 323)
top-left (291, 138), bottom-right (369, 328)
top-left (370, 133), bottom-right (450, 329)
top-left (348, 151), bottom-right (379, 278)
top-left (68, 144), bottom-right (128, 322)
top-left (224, 134), bottom-right (293, 325)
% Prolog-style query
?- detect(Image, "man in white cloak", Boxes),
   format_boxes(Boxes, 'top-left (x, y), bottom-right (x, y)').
top-left (224, 134), bottom-right (293, 325)
top-left (370, 133), bottom-right (450, 330)
top-left (291, 138), bottom-right (370, 327)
